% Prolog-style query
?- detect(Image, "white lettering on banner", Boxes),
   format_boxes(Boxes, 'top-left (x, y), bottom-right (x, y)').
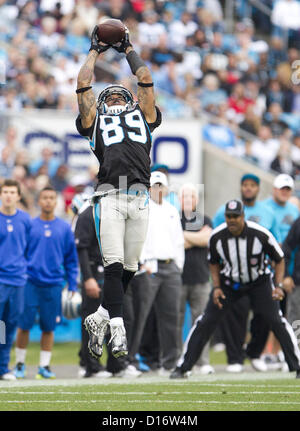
top-left (10, 112), bottom-right (202, 185)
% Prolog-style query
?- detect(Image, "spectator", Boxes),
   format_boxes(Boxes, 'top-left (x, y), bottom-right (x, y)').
top-left (29, 147), bottom-right (61, 179)
top-left (168, 10), bottom-right (198, 50)
top-left (239, 104), bottom-right (261, 136)
top-left (138, 10), bottom-right (166, 48)
top-left (271, 0), bottom-right (300, 48)
top-left (270, 138), bottom-right (296, 177)
top-left (129, 171), bottom-right (185, 375)
top-left (64, 18), bottom-right (90, 57)
top-left (50, 164), bottom-right (69, 192)
top-left (38, 16), bottom-right (62, 59)
top-left (250, 124), bottom-right (280, 171)
top-left (0, 146), bottom-right (15, 179)
top-left (227, 82), bottom-right (254, 124)
top-left (264, 102), bottom-right (289, 137)
top-left (178, 183), bottom-right (214, 374)
top-left (199, 73), bottom-right (227, 111)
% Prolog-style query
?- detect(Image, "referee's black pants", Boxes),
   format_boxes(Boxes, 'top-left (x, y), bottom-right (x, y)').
top-left (176, 276), bottom-right (300, 373)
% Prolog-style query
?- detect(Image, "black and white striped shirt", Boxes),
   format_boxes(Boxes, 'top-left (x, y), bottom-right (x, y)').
top-left (208, 220), bottom-right (284, 284)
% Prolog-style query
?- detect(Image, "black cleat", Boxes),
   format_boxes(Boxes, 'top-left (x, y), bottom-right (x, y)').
top-left (169, 367), bottom-right (188, 379)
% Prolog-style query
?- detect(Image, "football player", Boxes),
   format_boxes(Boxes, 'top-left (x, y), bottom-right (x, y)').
top-left (75, 26), bottom-right (162, 359)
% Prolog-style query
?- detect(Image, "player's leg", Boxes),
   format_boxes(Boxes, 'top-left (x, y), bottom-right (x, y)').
top-left (123, 192), bottom-right (149, 286)
top-left (190, 282), bottom-right (214, 372)
top-left (250, 278), bottom-right (300, 375)
top-left (36, 285), bottom-right (61, 379)
top-left (85, 194), bottom-right (126, 358)
top-left (154, 262), bottom-right (182, 371)
top-left (14, 281), bottom-right (38, 378)
top-left (170, 286), bottom-right (241, 378)
top-left (0, 285), bottom-right (24, 380)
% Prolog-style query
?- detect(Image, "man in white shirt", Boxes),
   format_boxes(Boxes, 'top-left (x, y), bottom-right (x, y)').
top-left (128, 171), bottom-right (185, 374)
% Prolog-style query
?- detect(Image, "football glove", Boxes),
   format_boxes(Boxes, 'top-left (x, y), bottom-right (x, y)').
top-left (89, 25), bottom-right (110, 54)
top-left (111, 28), bottom-right (132, 53)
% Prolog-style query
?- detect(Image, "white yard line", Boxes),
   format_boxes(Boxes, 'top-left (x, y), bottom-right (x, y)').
top-left (0, 372), bottom-right (297, 389)
top-left (2, 399), bottom-right (300, 405)
top-left (0, 390), bottom-right (299, 395)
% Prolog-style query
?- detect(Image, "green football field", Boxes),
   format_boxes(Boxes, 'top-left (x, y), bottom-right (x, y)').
top-left (0, 342), bottom-right (299, 412)
top-left (0, 374), bottom-right (299, 411)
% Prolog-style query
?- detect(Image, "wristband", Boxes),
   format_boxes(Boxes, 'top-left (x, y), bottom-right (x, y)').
top-left (137, 82), bottom-right (154, 87)
top-left (126, 50), bottom-right (146, 75)
top-left (76, 86), bottom-right (92, 94)
top-left (276, 283), bottom-right (283, 289)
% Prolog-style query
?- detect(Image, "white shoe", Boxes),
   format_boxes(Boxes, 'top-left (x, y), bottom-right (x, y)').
top-left (213, 343), bottom-right (225, 352)
top-left (251, 358), bottom-right (268, 372)
top-left (198, 364), bottom-right (215, 375)
top-left (84, 313), bottom-right (109, 358)
top-left (263, 354), bottom-right (283, 371)
top-left (226, 363), bottom-right (244, 373)
top-left (0, 372), bottom-right (17, 381)
top-left (93, 370), bottom-right (113, 378)
top-left (114, 365), bottom-right (142, 378)
top-left (109, 323), bottom-right (128, 358)
top-left (78, 367), bottom-right (86, 378)
top-left (157, 367), bottom-right (172, 377)
top-left (281, 362), bottom-right (289, 373)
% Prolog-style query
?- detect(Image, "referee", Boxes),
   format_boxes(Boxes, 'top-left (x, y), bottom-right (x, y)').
top-left (170, 199), bottom-right (300, 379)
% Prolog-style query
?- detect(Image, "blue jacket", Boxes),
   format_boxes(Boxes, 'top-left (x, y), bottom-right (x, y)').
top-left (26, 217), bottom-right (78, 291)
top-left (0, 210), bottom-right (32, 286)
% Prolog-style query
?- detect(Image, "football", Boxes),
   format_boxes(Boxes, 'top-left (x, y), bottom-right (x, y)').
top-left (97, 19), bottom-right (126, 44)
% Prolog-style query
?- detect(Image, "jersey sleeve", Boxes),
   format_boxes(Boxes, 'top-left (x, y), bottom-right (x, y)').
top-left (264, 230), bottom-right (284, 263)
top-left (207, 234), bottom-right (221, 264)
top-left (147, 106), bottom-right (162, 132)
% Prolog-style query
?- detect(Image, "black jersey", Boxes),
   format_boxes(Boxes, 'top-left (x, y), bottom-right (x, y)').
top-left (76, 104), bottom-right (162, 190)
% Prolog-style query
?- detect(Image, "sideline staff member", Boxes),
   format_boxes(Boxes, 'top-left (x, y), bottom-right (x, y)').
top-left (171, 199), bottom-right (300, 379)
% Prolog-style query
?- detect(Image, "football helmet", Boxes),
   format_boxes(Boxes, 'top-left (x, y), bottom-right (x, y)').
top-left (61, 288), bottom-right (82, 319)
top-left (97, 84), bottom-right (135, 115)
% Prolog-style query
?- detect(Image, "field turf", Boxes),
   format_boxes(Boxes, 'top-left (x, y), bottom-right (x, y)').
top-left (1, 343), bottom-right (299, 412)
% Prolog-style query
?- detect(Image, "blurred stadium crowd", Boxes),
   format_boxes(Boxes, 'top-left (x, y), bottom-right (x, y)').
top-left (0, 0), bottom-right (299, 218)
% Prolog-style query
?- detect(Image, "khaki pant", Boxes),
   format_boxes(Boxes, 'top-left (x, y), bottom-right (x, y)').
top-left (93, 191), bottom-right (149, 271)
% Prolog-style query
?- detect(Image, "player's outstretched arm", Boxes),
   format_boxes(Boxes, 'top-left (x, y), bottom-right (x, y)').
top-left (77, 26), bottom-right (110, 129)
top-left (112, 30), bottom-right (157, 123)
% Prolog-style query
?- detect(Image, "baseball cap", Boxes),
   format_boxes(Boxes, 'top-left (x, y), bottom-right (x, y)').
top-left (225, 199), bottom-right (244, 216)
top-left (273, 174), bottom-right (294, 190)
top-left (150, 171), bottom-right (168, 187)
top-left (150, 163), bottom-right (169, 173)
top-left (241, 173), bottom-right (260, 185)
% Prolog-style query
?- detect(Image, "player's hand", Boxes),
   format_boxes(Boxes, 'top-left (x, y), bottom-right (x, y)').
top-left (213, 288), bottom-right (226, 309)
top-left (272, 287), bottom-right (285, 301)
top-left (283, 276), bottom-right (295, 294)
top-left (89, 25), bottom-right (110, 54)
top-left (111, 27), bottom-right (132, 53)
top-left (84, 278), bottom-right (101, 298)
